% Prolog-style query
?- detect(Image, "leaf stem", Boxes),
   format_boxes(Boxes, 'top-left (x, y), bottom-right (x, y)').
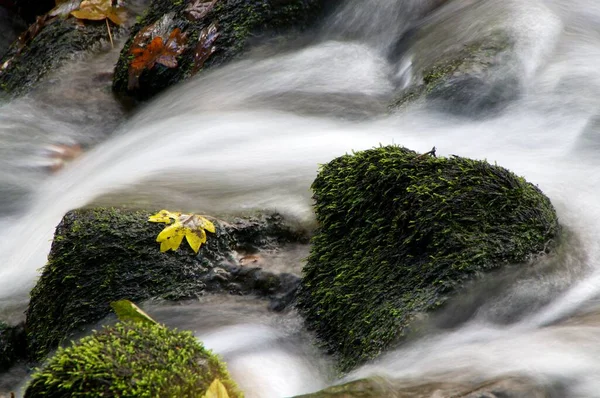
top-left (106, 19), bottom-right (114, 48)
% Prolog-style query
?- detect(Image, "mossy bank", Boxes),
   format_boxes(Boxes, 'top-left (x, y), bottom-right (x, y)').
top-left (296, 146), bottom-right (559, 371)
top-left (26, 207), bottom-right (305, 361)
top-left (25, 321), bottom-right (242, 397)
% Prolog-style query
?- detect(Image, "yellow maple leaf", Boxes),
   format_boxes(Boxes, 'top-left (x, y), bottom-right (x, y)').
top-left (203, 379), bottom-right (230, 398)
top-left (149, 210), bottom-right (215, 254)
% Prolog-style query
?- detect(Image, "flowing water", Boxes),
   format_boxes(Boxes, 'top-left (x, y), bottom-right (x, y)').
top-left (2, 0), bottom-right (600, 396)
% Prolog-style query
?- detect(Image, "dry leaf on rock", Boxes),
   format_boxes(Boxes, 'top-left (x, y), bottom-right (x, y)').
top-left (128, 27), bottom-right (188, 90)
top-left (148, 209), bottom-right (215, 253)
top-left (70, 0), bottom-right (125, 25)
top-left (185, 0), bottom-right (219, 21)
top-left (192, 21), bottom-right (219, 74)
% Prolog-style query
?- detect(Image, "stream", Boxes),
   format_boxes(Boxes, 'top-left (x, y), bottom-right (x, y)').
top-left (2, 0), bottom-right (600, 396)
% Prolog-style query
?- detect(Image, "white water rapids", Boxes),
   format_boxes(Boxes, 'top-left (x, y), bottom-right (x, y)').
top-left (2, 0), bottom-right (600, 396)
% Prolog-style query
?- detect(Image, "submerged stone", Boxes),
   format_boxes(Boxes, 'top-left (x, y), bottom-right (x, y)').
top-left (294, 376), bottom-right (558, 398)
top-left (392, 32), bottom-right (520, 117)
top-left (296, 146), bottom-right (559, 371)
top-left (24, 321), bottom-right (242, 397)
top-left (26, 207), bottom-right (305, 361)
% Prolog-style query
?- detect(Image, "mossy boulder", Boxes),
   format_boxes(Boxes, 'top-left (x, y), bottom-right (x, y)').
top-left (0, 321), bottom-right (26, 371)
top-left (392, 32), bottom-right (519, 117)
top-left (112, 0), bottom-right (340, 101)
top-left (296, 146), bottom-right (559, 371)
top-left (24, 321), bottom-right (242, 397)
top-left (26, 207), bottom-right (304, 361)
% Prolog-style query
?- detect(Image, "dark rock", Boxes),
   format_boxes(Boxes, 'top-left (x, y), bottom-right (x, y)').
top-left (26, 207), bottom-right (305, 360)
top-left (0, 321), bottom-right (26, 372)
top-left (25, 321), bottom-right (242, 397)
top-left (296, 146), bottom-right (559, 371)
top-left (112, 0), bottom-right (341, 101)
top-left (392, 32), bottom-right (520, 117)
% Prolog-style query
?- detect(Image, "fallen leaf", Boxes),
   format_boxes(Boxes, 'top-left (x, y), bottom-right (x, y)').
top-left (128, 27), bottom-right (188, 90)
top-left (185, 0), bottom-right (218, 21)
top-left (203, 379), bottom-right (230, 398)
top-left (70, 0), bottom-right (125, 25)
top-left (110, 300), bottom-right (158, 326)
top-left (148, 210), bottom-right (215, 253)
top-left (192, 21), bottom-right (219, 75)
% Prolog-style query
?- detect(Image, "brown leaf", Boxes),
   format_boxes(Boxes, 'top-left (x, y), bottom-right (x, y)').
top-left (128, 27), bottom-right (188, 90)
top-left (192, 21), bottom-right (219, 75)
top-left (185, 0), bottom-right (218, 21)
top-left (70, 0), bottom-right (125, 25)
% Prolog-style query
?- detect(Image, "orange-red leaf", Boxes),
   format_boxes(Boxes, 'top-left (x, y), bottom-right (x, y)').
top-left (127, 27), bottom-right (188, 90)
top-left (130, 36), bottom-right (165, 72)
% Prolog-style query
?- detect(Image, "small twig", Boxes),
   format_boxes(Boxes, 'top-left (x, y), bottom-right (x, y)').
top-left (106, 19), bottom-right (114, 48)
top-left (415, 146), bottom-right (437, 160)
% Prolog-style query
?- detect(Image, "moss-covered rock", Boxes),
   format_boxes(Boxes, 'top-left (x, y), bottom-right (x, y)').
top-left (112, 0), bottom-right (340, 100)
top-left (26, 207), bottom-right (304, 361)
top-left (24, 321), bottom-right (242, 398)
top-left (0, 15), bottom-right (121, 97)
top-left (0, 321), bottom-right (26, 372)
top-left (392, 32), bottom-right (519, 117)
top-left (296, 146), bottom-right (559, 371)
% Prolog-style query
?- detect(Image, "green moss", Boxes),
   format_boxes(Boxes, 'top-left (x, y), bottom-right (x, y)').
top-left (296, 146), bottom-right (559, 371)
top-left (24, 321), bottom-right (243, 398)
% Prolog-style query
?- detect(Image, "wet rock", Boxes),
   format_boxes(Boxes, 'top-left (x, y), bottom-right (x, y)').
top-left (296, 146), bottom-right (559, 371)
top-left (25, 321), bottom-right (242, 397)
top-left (294, 376), bottom-right (560, 398)
top-left (392, 31), bottom-right (519, 117)
top-left (26, 207), bottom-right (306, 360)
top-left (0, 10), bottom-right (124, 97)
top-left (112, 0), bottom-right (341, 101)
top-left (0, 321), bottom-right (26, 372)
